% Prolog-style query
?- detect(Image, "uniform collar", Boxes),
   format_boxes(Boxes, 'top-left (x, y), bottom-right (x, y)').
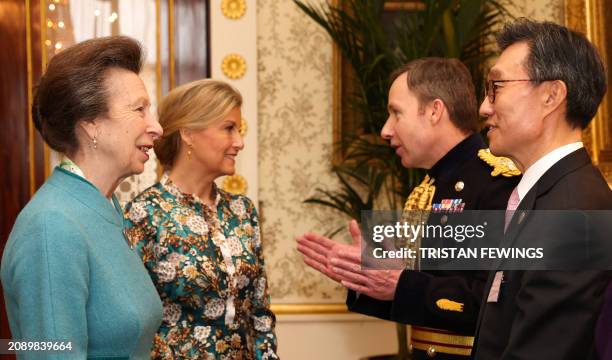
top-left (428, 132), bottom-right (485, 182)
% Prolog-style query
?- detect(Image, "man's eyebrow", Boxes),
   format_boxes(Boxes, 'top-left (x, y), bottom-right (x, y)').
top-left (488, 68), bottom-right (503, 79)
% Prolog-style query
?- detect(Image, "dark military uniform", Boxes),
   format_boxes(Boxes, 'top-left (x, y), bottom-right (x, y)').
top-left (346, 133), bottom-right (520, 359)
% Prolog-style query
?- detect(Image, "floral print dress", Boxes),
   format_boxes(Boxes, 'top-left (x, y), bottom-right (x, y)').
top-left (124, 174), bottom-right (278, 359)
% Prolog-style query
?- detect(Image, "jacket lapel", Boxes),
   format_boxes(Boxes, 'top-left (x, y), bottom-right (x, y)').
top-left (502, 148), bottom-right (592, 248)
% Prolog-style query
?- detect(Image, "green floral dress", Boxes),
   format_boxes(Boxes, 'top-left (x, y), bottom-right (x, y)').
top-left (124, 174), bottom-right (278, 359)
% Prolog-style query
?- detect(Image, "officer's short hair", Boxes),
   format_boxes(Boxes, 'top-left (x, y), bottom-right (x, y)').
top-left (497, 18), bottom-right (607, 129)
top-left (390, 57), bottom-right (478, 133)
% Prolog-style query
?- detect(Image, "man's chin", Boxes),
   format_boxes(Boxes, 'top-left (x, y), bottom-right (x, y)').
top-left (400, 157), bottom-right (413, 169)
top-left (488, 143), bottom-right (507, 157)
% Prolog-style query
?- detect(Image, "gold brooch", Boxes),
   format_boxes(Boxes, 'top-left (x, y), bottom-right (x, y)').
top-left (222, 174), bottom-right (248, 195)
top-left (239, 117), bottom-right (248, 137)
top-left (221, 54), bottom-right (247, 79)
top-left (436, 298), bottom-right (464, 312)
top-left (478, 149), bottom-right (521, 177)
top-left (221, 0), bottom-right (246, 20)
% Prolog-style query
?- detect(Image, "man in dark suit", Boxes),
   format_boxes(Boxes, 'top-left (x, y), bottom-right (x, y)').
top-left (297, 58), bottom-right (519, 359)
top-left (473, 19), bottom-right (612, 359)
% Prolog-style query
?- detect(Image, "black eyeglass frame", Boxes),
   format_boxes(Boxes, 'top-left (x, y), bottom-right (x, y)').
top-left (484, 79), bottom-right (536, 103)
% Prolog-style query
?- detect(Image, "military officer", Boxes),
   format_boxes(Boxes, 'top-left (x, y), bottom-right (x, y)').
top-left (297, 57), bottom-right (520, 359)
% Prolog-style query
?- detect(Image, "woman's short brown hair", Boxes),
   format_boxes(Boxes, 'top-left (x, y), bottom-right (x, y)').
top-left (154, 79), bottom-right (243, 168)
top-left (32, 36), bottom-right (144, 154)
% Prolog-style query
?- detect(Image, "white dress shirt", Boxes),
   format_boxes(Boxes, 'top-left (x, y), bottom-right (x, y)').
top-left (515, 142), bottom-right (584, 202)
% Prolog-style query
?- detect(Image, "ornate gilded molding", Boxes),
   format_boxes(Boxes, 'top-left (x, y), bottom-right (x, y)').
top-left (271, 303), bottom-right (348, 315)
top-left (221, 0), bottom-right (246, 20)
top-left (565, 0), bottom-right (612, 185)
top-left (221, 53), bottom-right (247, 79)
top-left (222, 174), bottom-right (248, 195)
top-left (239, 117), bottom-right (248, 137)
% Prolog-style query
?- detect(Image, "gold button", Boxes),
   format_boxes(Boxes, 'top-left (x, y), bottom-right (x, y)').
top-left (455, 181), bottom-right (464, 192)
top-left (427, 346), bottom-right (437, 357)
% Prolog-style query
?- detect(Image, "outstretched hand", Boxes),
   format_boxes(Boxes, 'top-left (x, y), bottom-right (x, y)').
top-left (296, 220), bottom-right (361, 283)
top-left (330, 220), bottom-right (403, 301)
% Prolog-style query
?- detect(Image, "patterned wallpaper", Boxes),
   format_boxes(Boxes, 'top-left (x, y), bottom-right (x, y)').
top-left (255, 0), bottom-right (565, 304)
top-left (257, 0), bottom-right (347, 303)
top-left (508, 0), bottom-right (564, 22)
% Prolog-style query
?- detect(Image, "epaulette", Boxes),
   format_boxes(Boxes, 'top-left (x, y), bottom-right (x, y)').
top-left (478, 148), bottom-right (521, 177)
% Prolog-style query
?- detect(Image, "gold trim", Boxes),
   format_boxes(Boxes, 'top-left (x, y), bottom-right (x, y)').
top-left (221, 53), bottom-right (246, 79)
top-left (585, 0), bottom-right (599, 164)
top-left (221, 0), bottom-right (246, 20)
top-left (270, 303), bottom-right (348, 314)
top-left (27, 0), bottom-right (34, 196)
top-left (155, 0), bottom-right (162, 102)
top-left (155, 0), bottom-right (163, 180)
top-left (477, 149), bottom-right (521, 177)
top-left (411, 327), bottom-right (474, 347)
top-left (41, 0), bottom-right (50, 179)
top-left (411, 340), bottom-right (472, 356)
top-left (168, 0), bottom-right (175, 90)
top-left (331, 28), bottom-right (342, 165)
top-left (435, 299), bottom-right (464, 312)
top-left (565, 0), bottom-right (612, 185)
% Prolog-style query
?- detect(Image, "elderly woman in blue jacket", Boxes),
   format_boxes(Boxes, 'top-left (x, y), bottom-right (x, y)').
top-left (1, 36), bottom-right (163, 359)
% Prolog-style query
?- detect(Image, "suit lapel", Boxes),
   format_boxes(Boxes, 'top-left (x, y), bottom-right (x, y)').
top-left (475, 148), bottom-right (594, 353)
top-left (502, 148), bottom-right (591, 248)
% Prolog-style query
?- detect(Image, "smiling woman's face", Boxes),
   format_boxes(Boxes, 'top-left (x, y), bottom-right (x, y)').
top-left (91, 67), bottom-right (163, 179)
top-left (185, 107), bottom-right (244, 179)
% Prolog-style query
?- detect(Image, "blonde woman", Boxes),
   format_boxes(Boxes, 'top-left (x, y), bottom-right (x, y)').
top-left (124, 79), bottom-right (278, 359)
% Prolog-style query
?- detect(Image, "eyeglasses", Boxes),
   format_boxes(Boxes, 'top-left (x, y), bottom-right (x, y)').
top-left (484, 79), bottom-right (534, 103)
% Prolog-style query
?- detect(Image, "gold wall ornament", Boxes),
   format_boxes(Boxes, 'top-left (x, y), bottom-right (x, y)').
top-left (221, 0), bottom-right (246, 20)
top-left (222, 174), bottom-right (248, 195)
top-left (221, 54), bottom-right (247, 79)
top-left (239, 117), bottom-right (248, 136)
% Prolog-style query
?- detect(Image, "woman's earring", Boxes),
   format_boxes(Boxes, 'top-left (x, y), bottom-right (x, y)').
top-left (92, 136), bottom-right (98, 149)
top-left (187, 144), bottom-right (192, 160)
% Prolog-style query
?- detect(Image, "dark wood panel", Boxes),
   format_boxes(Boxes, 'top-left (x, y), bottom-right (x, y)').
top-left (0, 0), bottom-right (44, 349)
top-left (0, 0), bottom-right (28, 346)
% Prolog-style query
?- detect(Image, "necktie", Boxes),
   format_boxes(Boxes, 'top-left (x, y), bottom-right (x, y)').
top-left (504, 187), bottom-right (520, 232)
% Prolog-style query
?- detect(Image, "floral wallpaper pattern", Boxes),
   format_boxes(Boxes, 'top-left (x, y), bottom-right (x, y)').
top-left (257, 0), bottom-right (346, 303)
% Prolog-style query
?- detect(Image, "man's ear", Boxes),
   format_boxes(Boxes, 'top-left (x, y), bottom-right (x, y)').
top-left (543, 80), bottom-right (568, 113)
top-left (429, 98), bottom-right (446, 126)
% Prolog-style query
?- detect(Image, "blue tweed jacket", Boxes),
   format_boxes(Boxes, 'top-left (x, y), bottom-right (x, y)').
top-left (1, 167), bottom-right (162, 359)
